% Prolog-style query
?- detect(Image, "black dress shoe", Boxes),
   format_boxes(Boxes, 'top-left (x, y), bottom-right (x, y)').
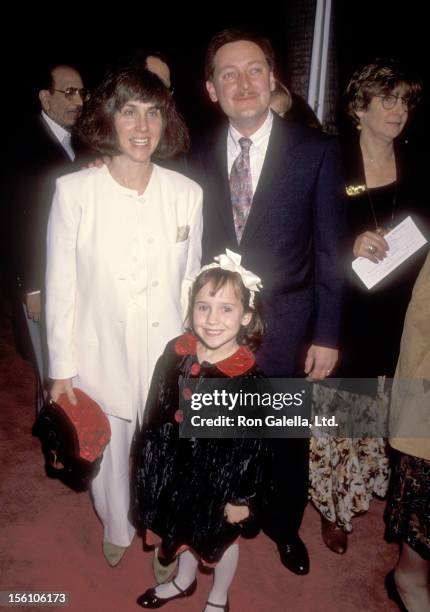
top-left (385, 570), bottom-right (409, 612)
top-left (136, 578), bottom-right (197, 608)
top-left (277, 537), bottom-right (309, 575)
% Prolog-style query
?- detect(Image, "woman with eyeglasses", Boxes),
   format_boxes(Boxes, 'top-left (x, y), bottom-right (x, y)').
top-left (45, 66), bottom-right (202, 567)
top-left (310, 58), bottom-right (427, 556)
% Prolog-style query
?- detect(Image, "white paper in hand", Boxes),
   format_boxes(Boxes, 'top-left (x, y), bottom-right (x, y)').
top-left (352, 216), bottom-right (427, 290)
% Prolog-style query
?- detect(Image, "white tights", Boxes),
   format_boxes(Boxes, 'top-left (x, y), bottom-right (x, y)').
top-left (155, 543), bottom-right (239, 609)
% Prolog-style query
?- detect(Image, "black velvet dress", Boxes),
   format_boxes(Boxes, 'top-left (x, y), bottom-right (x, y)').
top-left (338, 136), bottom-right (429, 378)
top-left (131, 334), bottom-right (267, 564)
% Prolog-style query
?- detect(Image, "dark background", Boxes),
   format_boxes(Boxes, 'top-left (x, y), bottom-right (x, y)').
top-left (1, 0), bottom-right (428, 304)
top-left (6, 1), bottom-right (429, 138)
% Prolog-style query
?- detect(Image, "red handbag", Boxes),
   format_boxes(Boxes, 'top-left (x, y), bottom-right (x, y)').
top-left (33, 388), bottom-right (111, 491)
top-left (53, 388), bottom-right (111, 462)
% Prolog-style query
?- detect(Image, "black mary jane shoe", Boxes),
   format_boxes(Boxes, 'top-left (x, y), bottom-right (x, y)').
top-left (136, 578), bottom-right (197, 608)
top-left (384, 570), bottom-right (409, 612)
top-left (204, 600), bottom-right (230, 612)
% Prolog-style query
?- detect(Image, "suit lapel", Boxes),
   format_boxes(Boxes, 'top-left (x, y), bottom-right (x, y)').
top-left (240, 115), bottom-right (299, 246)
top-left (38, 115), bottom-right (73, 164)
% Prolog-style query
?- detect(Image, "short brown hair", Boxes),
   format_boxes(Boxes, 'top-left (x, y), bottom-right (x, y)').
top-left (345, 58), bottom-right (423, 126)
top-left (185, 268), bottom-right (264, 352)
top-left (76, 67), bottom-right (189, 157)
top-left (205, 28), bottom-right (275, 81)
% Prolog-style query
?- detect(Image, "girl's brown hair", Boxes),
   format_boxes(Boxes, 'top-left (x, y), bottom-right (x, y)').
top-left (185, 268), bottom-right (264, 352)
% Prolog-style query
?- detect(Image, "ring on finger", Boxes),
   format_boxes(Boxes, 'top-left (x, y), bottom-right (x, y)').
top-left (367, 244), bottom-right (377, 255)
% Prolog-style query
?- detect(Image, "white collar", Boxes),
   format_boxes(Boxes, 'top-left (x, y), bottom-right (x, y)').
top-left (41, 110), bottom-right (71, 144)
top-left (228, 110), bottom-right (273, 148)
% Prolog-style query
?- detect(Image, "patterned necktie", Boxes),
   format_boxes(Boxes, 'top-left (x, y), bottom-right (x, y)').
top-left (229, 137), bottom-right (253, 242)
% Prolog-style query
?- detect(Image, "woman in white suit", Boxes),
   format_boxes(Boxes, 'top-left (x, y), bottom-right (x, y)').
top-left (45, 67), bottom-right (203, 566)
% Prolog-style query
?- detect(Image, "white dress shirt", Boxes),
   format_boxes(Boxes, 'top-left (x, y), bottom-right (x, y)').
top-left (227, 110), bottom-right (273, 193)
top-left (41, 111), bottom-right (75, 161)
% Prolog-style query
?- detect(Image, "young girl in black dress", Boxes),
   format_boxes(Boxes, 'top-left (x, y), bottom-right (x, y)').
top-left (132, 250), bottom-right (265, 611)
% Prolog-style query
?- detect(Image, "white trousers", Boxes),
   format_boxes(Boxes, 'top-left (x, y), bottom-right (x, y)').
top-left (89, 301), bottom-right (148, 547)
top-left (90, 413), bottom-right (137, 546)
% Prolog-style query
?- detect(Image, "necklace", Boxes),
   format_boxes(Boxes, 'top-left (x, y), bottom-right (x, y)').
top-left (362, 143), bottom-right (395, 169)
top-left (366, 182), bottom-right (397, 235)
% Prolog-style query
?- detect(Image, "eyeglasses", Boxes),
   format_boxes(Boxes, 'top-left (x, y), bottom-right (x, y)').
top-left (375, 94), bottom-right (410, 111)
top-left (51, 87), bottom-right (90, 101)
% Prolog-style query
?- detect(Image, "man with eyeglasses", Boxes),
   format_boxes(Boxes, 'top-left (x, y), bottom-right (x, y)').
top-left (39, 65), bottom-right (88, 132)
top-left (8, 63), bottom-right (88, 409)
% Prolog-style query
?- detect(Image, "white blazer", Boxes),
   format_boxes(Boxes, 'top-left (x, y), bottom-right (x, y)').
top-left (46, 164), bottom-right (202, 420)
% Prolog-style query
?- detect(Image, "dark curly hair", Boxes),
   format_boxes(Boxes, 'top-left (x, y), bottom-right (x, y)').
top-left (205, 28), bottom-right (275, 82)
top-left (185, 267), bottom-right (264, 353)
top-left (345, 58), bottom-right (423, 126)
top-left (76, 67), bottom-right (189, 157)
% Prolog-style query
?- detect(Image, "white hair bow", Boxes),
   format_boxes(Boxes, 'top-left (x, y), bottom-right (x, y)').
top-left (199, 249), bottom-right (263, 307)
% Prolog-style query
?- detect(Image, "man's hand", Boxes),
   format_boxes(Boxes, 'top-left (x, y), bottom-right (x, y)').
top-left (25, 293), bottom-right (41, 322)
top-left (304, 345), bottom-right (338, 381)
top-left (224, 502), bottom-right (250, 524)
top-left (51, 378), bottom-right (77, 405)
top-left (84, 156), bottom-right (109, 169)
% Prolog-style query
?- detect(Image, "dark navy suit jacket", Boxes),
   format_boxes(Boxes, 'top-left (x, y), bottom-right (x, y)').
top-left (10, 116), bottom-right (82, 295)
top-left (188, 113), bottom-right (345, 376)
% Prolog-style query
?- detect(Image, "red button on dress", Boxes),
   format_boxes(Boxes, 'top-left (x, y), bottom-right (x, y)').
top-left (182, 388), bottom-right (192, 400)
top-left (190, 363), bottom-right (201, 376)
top-left (174, 409), bottom-right (184, 423)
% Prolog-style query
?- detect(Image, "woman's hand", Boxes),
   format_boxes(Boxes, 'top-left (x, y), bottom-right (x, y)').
top-left (353, 230), bottom-right (389, 263)
top-left (224, 503), bottom-right (250, 524)
top-left (50, 378), bottom-right (77, 405)
top-left (83, 156), bottom-right (109, 169)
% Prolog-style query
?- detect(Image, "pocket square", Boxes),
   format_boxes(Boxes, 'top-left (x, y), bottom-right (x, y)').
top-left (176, 225), bottom-right (190, 242)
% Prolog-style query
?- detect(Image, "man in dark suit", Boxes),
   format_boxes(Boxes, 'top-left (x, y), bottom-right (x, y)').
top-left (189, 29), bottom-right (344, 575)
top-left (9, 63), bottom-right (87, 405)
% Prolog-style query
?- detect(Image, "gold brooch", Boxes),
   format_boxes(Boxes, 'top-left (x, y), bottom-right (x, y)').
top-left (345, 184), bottom-right (367, 197)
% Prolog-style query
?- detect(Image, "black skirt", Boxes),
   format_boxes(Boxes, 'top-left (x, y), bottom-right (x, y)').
top-left (384, 450), bottom-right (430, 560)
